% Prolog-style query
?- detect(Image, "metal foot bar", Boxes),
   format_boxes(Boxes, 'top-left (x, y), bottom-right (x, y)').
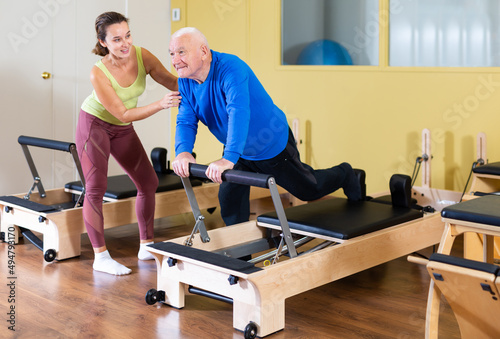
top-left (268, 177), bottom-right (297, 258)
top-left (186, 164), bottom-right (297, 257)
top-left (181, 176), bottom-right (210, 245)
top-left (18, 135), bottom-right (85, 206)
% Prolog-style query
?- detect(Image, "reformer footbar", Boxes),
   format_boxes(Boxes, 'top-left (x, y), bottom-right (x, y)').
top-left (183, 163), bottom-right (297, 258)
top-left (145, 165), bottom-right (444, 338)
top-left (18, 135), bottom-right (86, 207)
top-left (180, 174), bottom-right (210, 246)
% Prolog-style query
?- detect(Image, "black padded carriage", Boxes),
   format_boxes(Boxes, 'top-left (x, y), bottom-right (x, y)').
top-left (65, 172), bottom-right (202, 200)
top-left (257, 199), bottom-right (423, 240)
top-left (64, 147), bottom-right (203, 200)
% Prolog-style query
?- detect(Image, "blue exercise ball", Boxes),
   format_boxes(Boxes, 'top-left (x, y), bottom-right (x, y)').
top-left (296, 39), bottom-right (353, 65)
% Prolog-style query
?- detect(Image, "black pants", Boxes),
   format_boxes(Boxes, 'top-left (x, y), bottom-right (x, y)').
top-left (219, 129), bottom-right (353, 225)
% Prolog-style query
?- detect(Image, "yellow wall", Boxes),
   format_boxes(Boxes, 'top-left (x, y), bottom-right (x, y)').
top-left (171, 0), bottom-right (500, 195)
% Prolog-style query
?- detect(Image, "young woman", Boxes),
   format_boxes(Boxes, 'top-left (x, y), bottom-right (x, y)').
top-left (76, 12), bottom-right (181, 275)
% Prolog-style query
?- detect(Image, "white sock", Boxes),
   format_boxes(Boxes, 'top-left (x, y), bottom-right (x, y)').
top-left (93, 250), bottom-right (132, 275)
top-left (138, 241), bottom-right (154, 260)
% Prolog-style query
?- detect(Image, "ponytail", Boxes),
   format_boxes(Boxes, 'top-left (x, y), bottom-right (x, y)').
top-left (92, 42), bottom-right (108, 56)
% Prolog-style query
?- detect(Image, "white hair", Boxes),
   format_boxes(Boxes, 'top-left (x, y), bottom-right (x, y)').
top-left (171, 27), bottom-right (209, 49)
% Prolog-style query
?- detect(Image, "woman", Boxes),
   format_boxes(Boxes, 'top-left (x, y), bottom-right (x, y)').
top-left (76, 12), bottom-right (180, 275)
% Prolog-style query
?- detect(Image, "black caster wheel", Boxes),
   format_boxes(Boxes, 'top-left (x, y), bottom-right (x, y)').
top-left (145, 288), bottom-right (158, 305)
top-left (44, 249), bottom-right (56, 262)
top-left (244, 321), bottom-right (257, 339)
top-left (145, 288), bottom-right (165, 305)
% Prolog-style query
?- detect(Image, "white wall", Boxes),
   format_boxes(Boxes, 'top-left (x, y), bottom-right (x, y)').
top-left (0, 0), bottom-right (173, 195)
top-left (128, 0), bottom-right (173, 161)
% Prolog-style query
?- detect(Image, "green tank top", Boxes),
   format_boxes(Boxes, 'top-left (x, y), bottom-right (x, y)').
top-left (81, 46), bottom-right (147, 125)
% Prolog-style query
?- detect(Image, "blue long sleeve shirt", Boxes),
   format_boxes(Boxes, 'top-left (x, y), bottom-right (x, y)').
top-left (175, 50), bottom-right (289, 164)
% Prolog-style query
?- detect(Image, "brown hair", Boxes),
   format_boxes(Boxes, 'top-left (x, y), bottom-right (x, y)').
top-left (91, 12), bottom-right (129, 56)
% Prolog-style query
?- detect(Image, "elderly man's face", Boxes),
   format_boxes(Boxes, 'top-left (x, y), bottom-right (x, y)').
top-left (169, 34), bottom-right (205, 81)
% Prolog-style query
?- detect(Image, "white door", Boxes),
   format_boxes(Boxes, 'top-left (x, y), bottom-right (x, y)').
top-left (0, 0), bottom-right (55, 195)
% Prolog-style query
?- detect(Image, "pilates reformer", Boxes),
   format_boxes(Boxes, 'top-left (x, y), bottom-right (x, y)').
top-left (0, 136), bottom-right (289, 262)
top-left (144, 164), bottom-right (444, 338)
top-left (423, 195), bottom-right (500, 338)
top-left (0, 135), bottom-right (219, 262)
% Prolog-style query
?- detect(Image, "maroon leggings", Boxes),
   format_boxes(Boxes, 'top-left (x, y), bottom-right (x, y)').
top-left (75, 110), bottom-right (158, 248)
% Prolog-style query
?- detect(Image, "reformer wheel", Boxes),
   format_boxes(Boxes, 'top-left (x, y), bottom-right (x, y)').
top-left (44, 249), bottom-right (56, 262)
top-left (145, 288), bottom-right (159, 305)
top-left (244, 321), bottom-right (257, 339)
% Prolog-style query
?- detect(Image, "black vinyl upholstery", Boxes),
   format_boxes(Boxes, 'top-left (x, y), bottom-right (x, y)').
top-left (429, 253), bottom-right (500, 276)
top-left (149, 242), bottom-right (262, 274)
top-left (473, 161), bottom-right (500, 176)
top-left (64, 147), bottom-right (202, 200)
top-left (65, 173), bottom-right (202, 200)
top-left (257, 199), bottom-right (423, 240)
top-left (0, 195), bottom-right (58, 212)
top-left (441, 195), bottom-right (500, 227)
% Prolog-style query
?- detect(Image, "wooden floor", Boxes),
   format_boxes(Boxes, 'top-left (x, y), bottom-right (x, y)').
top-left (1, 197), bottom-right (462, 339)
